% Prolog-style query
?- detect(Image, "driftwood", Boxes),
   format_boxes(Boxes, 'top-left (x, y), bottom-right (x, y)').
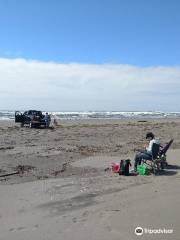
top-left (0, 165), bottom-right (36, 178)
top-left (0, 171), bottom-right (19, 178)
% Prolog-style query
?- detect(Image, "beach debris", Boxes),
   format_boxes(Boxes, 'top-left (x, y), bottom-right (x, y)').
top-left (14, 165), bottom-right (36, 174)
top-left (52, 163), bottom-right (68, 176)
top-left (37, 175), bottom-right (49, 180)
top-left (106, 209), bottom-right (121, 212)
top-left (0, 146), bottom-right (14, 151)
top-left (0, 171), bottom-right (19, 178)
top-left (0, 165), bottom-right (36, 178)
top-left (138, 120), bottom-right (148, 123)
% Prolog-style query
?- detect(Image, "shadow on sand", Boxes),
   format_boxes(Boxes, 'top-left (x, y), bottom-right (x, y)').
top-left (157, 170), bottom-right (177, 176)
top-left (156, 164), bottom-right (180, 176)
top-left (166, 164), bottom-right (180, 170)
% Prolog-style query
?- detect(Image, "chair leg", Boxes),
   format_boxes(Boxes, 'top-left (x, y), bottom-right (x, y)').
top-left (151, 159), bottom-right (157, 175)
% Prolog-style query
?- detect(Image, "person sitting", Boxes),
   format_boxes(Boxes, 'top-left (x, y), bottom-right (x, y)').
top-left (134, 132), bottom-right (160, 171)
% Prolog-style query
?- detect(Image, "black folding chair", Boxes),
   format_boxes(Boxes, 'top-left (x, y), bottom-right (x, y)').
top-left (151, 143), bottom-right (161, 174)
top-left (142, 143), bottom-right (160, 174)
top-left (142, 140), bottom-right (174, 174)
top-left (156, 139), bottom-right (173, 170)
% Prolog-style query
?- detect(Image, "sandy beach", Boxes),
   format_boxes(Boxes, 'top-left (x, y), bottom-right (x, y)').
top-left (0, 119), bottom-right (180, 239)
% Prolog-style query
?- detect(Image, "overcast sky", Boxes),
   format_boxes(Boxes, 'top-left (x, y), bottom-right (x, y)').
top-left (0, 0), bottom-right (180, 111)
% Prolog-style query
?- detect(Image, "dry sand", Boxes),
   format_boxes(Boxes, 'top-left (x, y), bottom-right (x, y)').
top-left (0, 119), bottom-right (180, 239)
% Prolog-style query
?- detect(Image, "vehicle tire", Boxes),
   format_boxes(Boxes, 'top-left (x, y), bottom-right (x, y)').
top-left (20, 122), bottom-right (24, 127)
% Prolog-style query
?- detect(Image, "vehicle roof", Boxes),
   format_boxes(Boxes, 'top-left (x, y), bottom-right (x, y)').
top-left (24, 110), bottom-right (43, 114)
top-left (28, 110), bottom-right (42, 112)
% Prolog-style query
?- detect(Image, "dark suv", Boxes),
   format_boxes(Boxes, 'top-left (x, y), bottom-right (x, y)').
top-left (15, 110), bottom-right (47, 128)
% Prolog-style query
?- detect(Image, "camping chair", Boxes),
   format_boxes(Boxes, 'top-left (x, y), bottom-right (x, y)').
top-left (151, 143), bottom-right (161, 174)
top-left (159, 139), bottom-right (174, 167)
top-left (142, 143), bottom-right (160, 174)
top-left (143, 139), bottom-right (174, 174)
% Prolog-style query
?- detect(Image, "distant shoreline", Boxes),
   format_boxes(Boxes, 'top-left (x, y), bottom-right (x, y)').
top-left (1, 110), bottom-right (180, 121)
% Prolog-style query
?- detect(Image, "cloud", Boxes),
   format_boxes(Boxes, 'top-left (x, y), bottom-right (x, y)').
top-left (0, 58), bottom-right (180, 111)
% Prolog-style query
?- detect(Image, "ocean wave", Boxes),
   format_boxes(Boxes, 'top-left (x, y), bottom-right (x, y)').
top-left (1, 110), bottom-right (180, 120)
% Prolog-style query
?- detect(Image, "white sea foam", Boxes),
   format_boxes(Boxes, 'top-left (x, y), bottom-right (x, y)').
top-left (1, 110), bottom-right (180, 120)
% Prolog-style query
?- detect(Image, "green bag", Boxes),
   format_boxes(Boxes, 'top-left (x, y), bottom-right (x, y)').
top-left (137, 165), bottom-right (149, 175)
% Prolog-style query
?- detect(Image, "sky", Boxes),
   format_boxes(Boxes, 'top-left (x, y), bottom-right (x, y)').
top-left (0, 0), bottom-right (180, 111)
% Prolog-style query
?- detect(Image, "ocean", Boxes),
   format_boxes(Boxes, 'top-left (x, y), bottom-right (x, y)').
top-left (1, 110), bottom-right (180, 120)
